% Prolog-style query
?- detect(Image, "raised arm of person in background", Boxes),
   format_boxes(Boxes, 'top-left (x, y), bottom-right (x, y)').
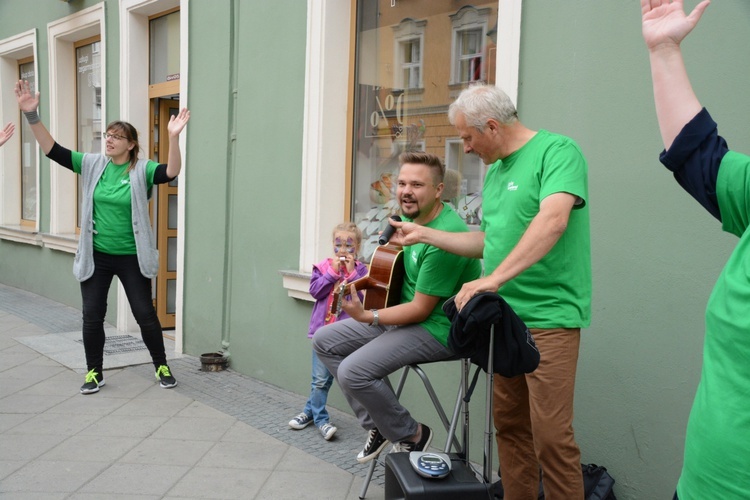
top-left (642, 0), bottom-right (711, 150)
top-left (14, 80), bottom-right (55, 154)
top-left (165, 108), bottom-right (190, 178)
top-left (0, 122), bottom-right (15, 147)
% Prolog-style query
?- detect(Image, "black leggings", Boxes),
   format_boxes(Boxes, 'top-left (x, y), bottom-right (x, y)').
top-left (80, 251), bottom-right (166, 372)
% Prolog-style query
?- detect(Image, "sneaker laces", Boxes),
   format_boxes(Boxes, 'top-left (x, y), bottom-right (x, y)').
top-left (391, 441), bottom-right (409, 453)
top-left (156, 365), bottom-right (172, 377)
top-left (84, 369), bottom-right (100, 384)
top-left (364, 428), bottom-right (379, 450)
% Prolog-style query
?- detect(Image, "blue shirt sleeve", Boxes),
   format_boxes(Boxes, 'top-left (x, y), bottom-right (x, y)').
top-left (659, 108), bottom-right (728, 221)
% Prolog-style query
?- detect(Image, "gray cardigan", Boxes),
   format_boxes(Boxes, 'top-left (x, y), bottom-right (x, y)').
top-left (73, 155), bottom-right (159, 281)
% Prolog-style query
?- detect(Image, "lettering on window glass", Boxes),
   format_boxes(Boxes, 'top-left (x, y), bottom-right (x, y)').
top-left (352, 1), bottom-right (496, 259)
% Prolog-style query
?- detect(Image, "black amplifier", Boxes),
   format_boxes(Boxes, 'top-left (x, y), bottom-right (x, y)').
top-left (384, 452), bottom-right (491, 500)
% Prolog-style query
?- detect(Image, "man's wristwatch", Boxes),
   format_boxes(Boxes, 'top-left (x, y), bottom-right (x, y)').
top-left (369, 309), bottom-right (379, 327)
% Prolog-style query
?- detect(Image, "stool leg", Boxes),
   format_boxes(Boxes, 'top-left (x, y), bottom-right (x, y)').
top-left (483, 326), bottom-right (495, 483)
top-left (359, 458), bottom-right (378, 499)
top-left (445, 377), bottom-right (465, 454)
top-left (462, 358), bottom-right (471, 461)
top-left (359, 367), bottom-right (411, 499)
top-left (411, 365), bottom-right (462, 453)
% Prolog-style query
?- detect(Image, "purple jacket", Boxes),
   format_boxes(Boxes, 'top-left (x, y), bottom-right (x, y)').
top-left (308, 257), bottom-right (368, 337)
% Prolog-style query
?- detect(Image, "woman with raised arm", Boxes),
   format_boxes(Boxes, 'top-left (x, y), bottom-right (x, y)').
top-left (16, 79), bottom-right (190, 395)
top-left (643, 1), bottom-right (750, 498)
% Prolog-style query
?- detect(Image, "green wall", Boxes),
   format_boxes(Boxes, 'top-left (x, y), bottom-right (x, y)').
top-left (180, 0), bottom-right (312, 394)
top-left (516, 1), bottom-right (750, 498)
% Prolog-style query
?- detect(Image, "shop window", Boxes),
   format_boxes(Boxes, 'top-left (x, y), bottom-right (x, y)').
top-left (75, 36), bottom-right (103, 230)
top-left (352, 1), bottom-right (498, 258)
top-left (19, 59), bottom-right (38, 228)
top-left (445, 139), bottom-right (485, 227)
top-left (0, 30), bottom-right (39, 244)
top-left (286, 0), bottom-right (519, 297)
top-left (45, 4), bottom-right (106, 253)
top-left (150, 10), bottom-right (180, 85)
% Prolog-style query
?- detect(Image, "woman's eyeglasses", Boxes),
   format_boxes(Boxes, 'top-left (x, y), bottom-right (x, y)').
top-left (102, 132), bottom-right (127, 141)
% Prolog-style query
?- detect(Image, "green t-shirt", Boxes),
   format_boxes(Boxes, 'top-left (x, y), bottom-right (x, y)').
top-left (401, 203), bottom-right (482, 346)
top-left (678, 151), bottom-right (750, 499)
top-left (72, 152), bottom-right (159, 255)
top-left (480, 130), bottom-right (591, 328)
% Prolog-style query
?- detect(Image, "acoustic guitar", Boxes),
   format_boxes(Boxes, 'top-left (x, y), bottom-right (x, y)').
top-left (330, 244), bottom-right (405, 318)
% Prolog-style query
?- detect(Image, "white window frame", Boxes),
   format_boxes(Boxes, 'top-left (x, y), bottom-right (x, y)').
top-left (283, 0), bottom-right (521, 299)
top-left (119, 0), bottom-right (188, 348)
top-left (0, 30), bottom-right (40, 245)
top-left (44, 3), bottom-right (106, 253)
top-left (392, 19), bottom-right (426, 91)
top-left (450, 6), bottom-right (491, 85)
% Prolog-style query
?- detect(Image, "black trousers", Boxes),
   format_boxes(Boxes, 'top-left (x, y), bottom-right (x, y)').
top-left (80, 251), bottom-right (166, 372)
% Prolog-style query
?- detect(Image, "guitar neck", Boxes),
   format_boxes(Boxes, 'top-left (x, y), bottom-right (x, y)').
top-left (347, 275), bottom-right (389, 293)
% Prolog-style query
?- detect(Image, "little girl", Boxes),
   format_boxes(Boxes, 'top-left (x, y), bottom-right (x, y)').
top-left (288, 222), bottom-right (368, 440)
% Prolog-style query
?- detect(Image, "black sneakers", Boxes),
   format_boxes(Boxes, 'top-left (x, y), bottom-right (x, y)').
top-left (155, 365), bottom-right (177, 389)
top-left (319, 422), bottom-right (337, 441)
top-left (288, 413), bottom-right (313, 430)
top-left (80, 368), bottom-right (105, 394)
top-left (392, 423), bottom-right (433, 453)
top-left (356, 428), bottom-right (390, 463)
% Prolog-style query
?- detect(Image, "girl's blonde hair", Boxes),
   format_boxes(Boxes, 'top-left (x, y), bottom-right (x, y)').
top-left (332, 222), bottom-right (362, 248)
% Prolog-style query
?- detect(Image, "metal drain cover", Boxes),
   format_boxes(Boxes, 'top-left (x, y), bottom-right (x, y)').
top-left (76, 334), bottom-right (147, 355)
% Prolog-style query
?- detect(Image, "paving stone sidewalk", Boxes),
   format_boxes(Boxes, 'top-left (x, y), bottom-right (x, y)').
top-left (0, 282), bottom-right (385, 499)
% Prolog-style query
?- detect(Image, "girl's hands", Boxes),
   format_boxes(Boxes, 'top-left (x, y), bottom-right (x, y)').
top-left (334, 253), bottom-right (356, 276)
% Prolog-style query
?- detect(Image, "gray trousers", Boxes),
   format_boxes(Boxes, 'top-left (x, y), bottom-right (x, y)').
top-left (312, 318), bottom-right (452, 443)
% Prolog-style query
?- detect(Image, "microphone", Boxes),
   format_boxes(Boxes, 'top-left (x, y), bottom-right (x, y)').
top-left (378, 215), bottom-right (402, 245)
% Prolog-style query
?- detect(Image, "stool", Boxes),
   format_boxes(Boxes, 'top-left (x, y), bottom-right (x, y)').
top-left (358, 357), bottom-right (470, 499)
top-left (381, 324), bottom-right (497, 499)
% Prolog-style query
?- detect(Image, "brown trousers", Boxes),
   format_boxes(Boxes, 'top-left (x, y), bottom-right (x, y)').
top-left (493, 328), bottom-right (583, 500)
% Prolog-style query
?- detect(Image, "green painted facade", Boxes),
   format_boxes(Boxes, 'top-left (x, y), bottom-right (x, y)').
top-left (2, 1), bottom-right (749, 498)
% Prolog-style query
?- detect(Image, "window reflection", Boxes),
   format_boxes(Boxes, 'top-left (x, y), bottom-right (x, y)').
top-left (167, 279), bottom-right (176, 315)
top-left (167, 236), bottom-right (177, 272)
top-left (352, 1), bottom-right (497, 259)
top-left (19, 60), bottom-right (37, 223)
top-left (168, 194), bottom-right (177, 229)
top-left (76, 39), bottom-right (102, 229)
top-left (150, 11), bottom-right (181, 85)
